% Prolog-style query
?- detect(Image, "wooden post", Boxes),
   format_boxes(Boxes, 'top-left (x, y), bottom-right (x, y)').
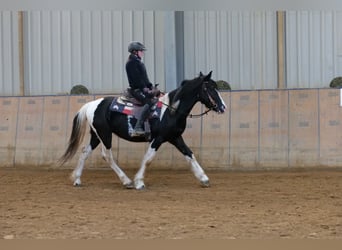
top-left (18, 11), bottom-right (25, 96)
top-left (277, 11), bottom-right (286, 89)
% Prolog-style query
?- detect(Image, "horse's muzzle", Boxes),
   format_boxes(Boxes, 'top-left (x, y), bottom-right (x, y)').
top-left (213, 104), bottom-right (226, 114)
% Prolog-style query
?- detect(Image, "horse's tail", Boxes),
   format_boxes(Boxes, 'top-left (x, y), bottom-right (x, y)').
top-left (58, 103), bottom-right (89, 166)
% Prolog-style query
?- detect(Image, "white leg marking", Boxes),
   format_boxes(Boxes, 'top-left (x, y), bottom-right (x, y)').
top-left (101, 144), bottom-right (107, 160)
top-left (71, 144), bottom-right (92, 186)
top-left (104, 149), bottom-right (133, 188)
top-left (134, 145), bottom-right (156, 190)
top-left (186, 154), bottom-right (210, 186)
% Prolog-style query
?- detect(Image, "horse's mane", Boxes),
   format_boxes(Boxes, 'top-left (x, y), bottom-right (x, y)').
top-left (169, 75), bottom-right (203, 113)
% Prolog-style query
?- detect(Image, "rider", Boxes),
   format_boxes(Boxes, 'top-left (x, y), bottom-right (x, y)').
top-left (125, 41), bottom-right (156, 136)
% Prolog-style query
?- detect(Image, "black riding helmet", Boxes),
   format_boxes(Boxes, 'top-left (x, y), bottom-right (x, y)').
top-left (128, 41), bottom-right (146, 53)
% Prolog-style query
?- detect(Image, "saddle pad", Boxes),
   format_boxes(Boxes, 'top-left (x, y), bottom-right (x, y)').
top-left (109, 97), bottom-right (164, 118)
top-left (109, 97), bottom-right (134, 115)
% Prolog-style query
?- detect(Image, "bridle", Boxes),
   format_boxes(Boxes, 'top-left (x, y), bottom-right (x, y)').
top-left (159, 80), bottom-right (218, 118)
top-left (198, 81), bottom-right (219, 111)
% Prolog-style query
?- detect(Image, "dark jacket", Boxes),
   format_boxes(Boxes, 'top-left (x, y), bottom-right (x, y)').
top-left (125, 54), bottom-right (153, 90)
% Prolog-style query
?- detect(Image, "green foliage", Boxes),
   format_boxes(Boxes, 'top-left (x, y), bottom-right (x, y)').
top-left (216, 80), bottom-right (231, 90)
top-left (70, 84), bottom-right (89, 95)
top-left (329, 77), bottom-right (342, 88)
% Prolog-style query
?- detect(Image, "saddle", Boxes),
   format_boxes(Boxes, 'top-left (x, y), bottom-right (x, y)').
top-left (109, 88), bottom-right (163, 118)
top-left (119, 88), bottom-right (145, 106)
top-left (109, 88), bottom-right (162, 138)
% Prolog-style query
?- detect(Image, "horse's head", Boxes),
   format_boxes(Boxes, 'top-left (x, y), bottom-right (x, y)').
top-left (198, 71), bottom-right (226, 114)
top-left (169, 71), bottom-right (226, 115)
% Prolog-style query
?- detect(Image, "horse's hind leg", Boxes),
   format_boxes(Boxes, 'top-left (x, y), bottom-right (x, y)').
top-left (96, 129), bottom-right (133, 188)
top-left (70, 130), bottom-right (100, 186)
top-left (134, 139), bottom-right (160, 190)
top-left (102, 146), bottom-right (134, 188)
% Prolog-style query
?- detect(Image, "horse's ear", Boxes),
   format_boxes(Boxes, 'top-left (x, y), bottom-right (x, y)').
top-left (204, 71), bottom-right (213, 81)
top-left (199, 72), bottom-right (203, 77)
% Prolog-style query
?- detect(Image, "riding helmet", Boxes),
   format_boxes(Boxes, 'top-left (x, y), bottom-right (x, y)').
top-left (128, 41), bottom-right (146, 53)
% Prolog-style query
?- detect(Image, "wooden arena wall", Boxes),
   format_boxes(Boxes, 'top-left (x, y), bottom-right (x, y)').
top-left (1, 89), bottom-right (342, 170)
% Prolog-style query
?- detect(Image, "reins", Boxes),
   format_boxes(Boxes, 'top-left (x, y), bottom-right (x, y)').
top-left (159, 100), bottom-right (213, 118)
top-left (188, 108), bottom-right (212, 118)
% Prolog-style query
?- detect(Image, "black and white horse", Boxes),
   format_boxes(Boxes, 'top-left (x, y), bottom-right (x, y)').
top-left (59, 71), bottom-right (226, 189)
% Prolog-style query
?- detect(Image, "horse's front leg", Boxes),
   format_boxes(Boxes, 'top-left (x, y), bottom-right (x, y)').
top-left (134, 139), bottom-right (161, 190)
top-left (170, 136), bottom-right (210, 187)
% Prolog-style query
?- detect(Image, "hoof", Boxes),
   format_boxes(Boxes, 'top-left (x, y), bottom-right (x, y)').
top-left (200, 180), bottom-right (210, 188)
top-left (134, 179), bottom-right (146, 190)
top-left (136, 185), bottom-right (146, 191)
top-left (73, 178), bottom-right (82, 187)
top-left (124, 181), bottom-right (135, 189)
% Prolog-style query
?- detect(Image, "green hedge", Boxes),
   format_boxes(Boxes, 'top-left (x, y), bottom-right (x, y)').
top-left (216, 80), bottom-right (231, 90)
top-left (70, 84), bottom-right (89, 95)
top-left (330, 77), bottom-right (342, 88)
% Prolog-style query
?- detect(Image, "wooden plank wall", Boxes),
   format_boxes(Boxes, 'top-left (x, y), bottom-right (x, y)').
top-left (1, 89), bottom-right (342, 170)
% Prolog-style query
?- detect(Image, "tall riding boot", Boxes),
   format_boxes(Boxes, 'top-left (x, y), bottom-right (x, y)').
top-left (132, 104), bottom-right (150, 136)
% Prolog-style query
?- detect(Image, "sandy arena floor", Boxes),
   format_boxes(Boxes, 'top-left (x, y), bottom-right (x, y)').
top-left (1, 167), bottom-right (342, 239)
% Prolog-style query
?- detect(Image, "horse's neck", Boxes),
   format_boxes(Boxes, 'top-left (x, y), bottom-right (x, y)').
top-left (179, 98), bottom-right (198, 116)
top-left (164, 90), bottom-right (198, 117)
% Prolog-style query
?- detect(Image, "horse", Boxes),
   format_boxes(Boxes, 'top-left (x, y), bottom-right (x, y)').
top-left (58, 71), bottom-right (226, 190)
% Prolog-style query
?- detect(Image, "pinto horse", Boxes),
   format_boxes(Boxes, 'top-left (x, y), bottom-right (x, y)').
top-left (59, 71), bottom-right (226, 189)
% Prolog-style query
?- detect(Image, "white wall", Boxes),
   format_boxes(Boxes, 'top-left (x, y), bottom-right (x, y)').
top-left (22, 10), bottom-right (167, 95)
top-left (183, 11), bottom-right (278, 89)
top-left (0, 11), bottom-right (20, 95)
top-left (286, 11), bottom-right (342, 88)
top-left (2, 10), bottom-right (342, 96)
